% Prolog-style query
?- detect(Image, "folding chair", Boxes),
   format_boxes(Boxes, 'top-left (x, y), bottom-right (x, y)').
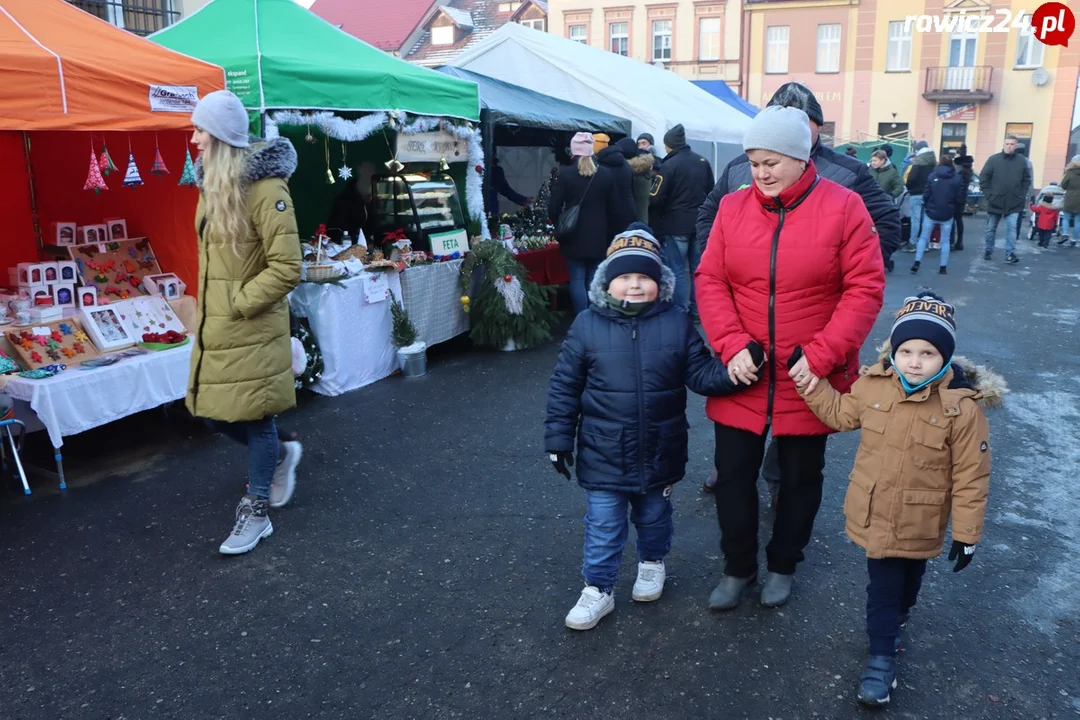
top-left (0, 395), bottom-right (30, 495)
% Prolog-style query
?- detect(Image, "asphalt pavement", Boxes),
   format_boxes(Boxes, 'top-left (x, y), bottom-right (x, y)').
top-left (1, 216), bottom-right (1078, 719)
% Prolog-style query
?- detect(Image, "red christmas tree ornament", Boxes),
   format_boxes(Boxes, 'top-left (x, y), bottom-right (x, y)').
top-left (151, 147), bottom-right (169, 176)
top-left (84, 149), bottom-right (108, 193)
top-left (98, 143), bottom-right (118, 176)
top-left (503, 274), bottom-right (512, 282)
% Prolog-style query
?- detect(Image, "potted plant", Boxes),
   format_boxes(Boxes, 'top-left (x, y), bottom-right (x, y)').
top-left (390, 297), bottom-right (426, 377)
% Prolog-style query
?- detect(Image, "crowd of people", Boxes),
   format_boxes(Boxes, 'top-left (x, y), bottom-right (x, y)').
top-left (543, 82), bottom-right (1010, 708)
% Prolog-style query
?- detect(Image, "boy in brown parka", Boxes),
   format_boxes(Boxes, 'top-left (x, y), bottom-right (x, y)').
top-left (796, 292), bottom-right (1005, 708)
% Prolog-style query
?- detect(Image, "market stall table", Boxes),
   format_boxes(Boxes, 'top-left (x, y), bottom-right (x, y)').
top-left (515, 246), bottom-right (569, 286)
top-left (288, 270), bottom-right (403, 397)
top-left (2, 344), bottom-right (193, 488)
top-left (398, 260), bottom-right (469, 348)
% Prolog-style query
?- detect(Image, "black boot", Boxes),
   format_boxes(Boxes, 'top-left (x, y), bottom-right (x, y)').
top-left (910, 261), bottom-right (920, 274)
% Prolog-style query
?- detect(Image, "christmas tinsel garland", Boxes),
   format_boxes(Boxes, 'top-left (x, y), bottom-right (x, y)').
top-left (292, 316), bottom-right (324, 390)
top-left (459, 241), bottom-right (560, 350)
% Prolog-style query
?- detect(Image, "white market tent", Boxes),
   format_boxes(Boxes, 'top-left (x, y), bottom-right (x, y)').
top-left (449, 23), bottom-right (751, 174)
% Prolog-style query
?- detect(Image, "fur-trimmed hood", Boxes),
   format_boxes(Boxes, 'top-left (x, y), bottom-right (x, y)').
top-left (587, 256), bottom-right (676, 308)
top-left (629, 153), bottom-right (655, 176)
top-left (873, 340), bottom-right (1008, 409)
top-left (194, 136), bottom-right (298, 190)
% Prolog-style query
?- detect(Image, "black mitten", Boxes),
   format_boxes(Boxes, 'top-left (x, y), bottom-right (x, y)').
top-left (746, 341), bottom-right (766, 370)
top-left (549, 451), bottom-right (574, 480)
top-left (947, 540), bottom-right (976, 572)
top-left (787, 345), bottom-right (804, 371)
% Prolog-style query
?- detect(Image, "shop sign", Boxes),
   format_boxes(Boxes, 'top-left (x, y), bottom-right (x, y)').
top-left (396, 131), bottom-right (466, 164)
top-left (937, 102), bottom-right (976, 121)
top-left (224, 65), bottom-right (259, 105)
top-left (429, 229), bottom-right (469, 257)
top-left (149, 85), bottom-right (199, 113)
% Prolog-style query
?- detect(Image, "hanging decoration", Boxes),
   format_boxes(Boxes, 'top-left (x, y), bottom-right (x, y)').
top-left (84, 145), bottom-right (108, 194)
top-left (178, 147), bottom-right (197, 187)
top-left (337, 141), bottom-right (353, 181)
top-left (122, 138), bottom-right (143, 188)
top-left (266, 109), bottom-right (489, 238)
top-left (98, 142), bottom-right (118, 176)
top-left (323, 136), bottom-right (335, 185)
top-left (151, 134), bottom-right (169, 176)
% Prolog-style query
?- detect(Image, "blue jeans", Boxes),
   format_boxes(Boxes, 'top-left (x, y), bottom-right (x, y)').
top-left (867, 557), bottom-right (927, 657)
top-left (983, 212), bottom-right (1019, 256)
top-left (566, 258), bottom-right (600, 316)
top-left (915, 217), bottom-right (952, 266)
top-left (1063, 211), bottom-right (1080, 240)
top-left (662, 234), bottom-right (701, 313)
top-left (204, 417), bottom-right (279, 499)
top-left (582, 487), bottom-right (673, 590)
top-left (908, 196), bottom-right (926, 245)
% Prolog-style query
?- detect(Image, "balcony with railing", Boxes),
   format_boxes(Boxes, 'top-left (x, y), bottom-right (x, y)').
top-left (923, 66), bottom-right (994, 102)
top-left (68, 0), bottom-right (179, 36)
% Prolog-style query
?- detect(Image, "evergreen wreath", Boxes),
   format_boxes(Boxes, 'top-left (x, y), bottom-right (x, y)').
top-left (459, 241), bottom-right (559, 349)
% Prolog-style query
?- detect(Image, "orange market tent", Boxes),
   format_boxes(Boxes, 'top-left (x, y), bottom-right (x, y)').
top-left (0, 0), bottom-right (225, 286)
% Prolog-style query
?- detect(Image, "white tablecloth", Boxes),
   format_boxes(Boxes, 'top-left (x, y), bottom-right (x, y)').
top-left (2, 344), bottom-right (193, 449)
top-left (288, 271), bottom-right (402, 397)
top-left (399, 260), bottom-right (469, 348)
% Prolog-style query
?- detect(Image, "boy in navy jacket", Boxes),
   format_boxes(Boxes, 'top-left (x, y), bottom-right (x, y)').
top-left (545, 223), bottom-right (761, 630)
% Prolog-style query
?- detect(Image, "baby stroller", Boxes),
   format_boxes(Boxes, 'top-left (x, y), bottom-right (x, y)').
top-left (1029, 183), bottom-right (1066, 241)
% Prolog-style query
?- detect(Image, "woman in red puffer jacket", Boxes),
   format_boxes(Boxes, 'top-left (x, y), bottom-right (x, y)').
top-left (694, 106), bottom-right (886, 611)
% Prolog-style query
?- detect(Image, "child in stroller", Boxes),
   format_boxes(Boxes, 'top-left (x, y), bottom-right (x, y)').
top-left (1029, 184), bottom-right (1066, 242)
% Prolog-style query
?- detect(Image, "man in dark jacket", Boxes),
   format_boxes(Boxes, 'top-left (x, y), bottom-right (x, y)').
top-left (979, 135), bottom-right (1031, 264)
top-left (694, 80), bottom-right (901, 504)
top-left (651, 124), bottom-right (714, 313)
top-left (911, 156), bottom-right (965, 275)
top-left (902, 141), bottom-right (936, 252)
top-left (952, 144), bottom-right (975, 250)
top-left (618, 137), bottom-right (654, 223)
top-left (695, 82), bottom-right (901, 272)
top-left (484, 156), bottom-right (531, 217)
top-left (597, 140), bottom-right (637, 233)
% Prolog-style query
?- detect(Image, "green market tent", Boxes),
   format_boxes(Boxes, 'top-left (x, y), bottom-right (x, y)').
top-left (149, 0), bottom-right (480, 122)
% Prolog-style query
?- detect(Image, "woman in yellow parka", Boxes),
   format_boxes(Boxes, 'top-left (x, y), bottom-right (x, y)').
top-left (187, 90), bottom-right (302, 555)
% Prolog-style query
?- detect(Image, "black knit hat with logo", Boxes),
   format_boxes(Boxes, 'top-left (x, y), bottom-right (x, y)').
top-left (890, 292), bottom-right (956, 361)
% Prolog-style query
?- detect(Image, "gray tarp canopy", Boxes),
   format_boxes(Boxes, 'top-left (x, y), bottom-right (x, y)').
top-left (436, 66), bottom-right (631, 136)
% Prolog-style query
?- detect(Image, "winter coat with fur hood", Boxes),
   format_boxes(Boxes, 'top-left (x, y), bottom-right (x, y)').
top-left (628, 153), bottom-right (655, 224)
top-left (544, 260), bottom-right (740, 494)
top-left (187, 137), bottom-right (302, 423)
top-left (803, 350), bottom-right (1005, 559)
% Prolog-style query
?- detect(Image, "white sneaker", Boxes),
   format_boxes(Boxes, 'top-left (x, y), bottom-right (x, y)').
top-left (564, 586), bottom-right (614, 630)
top-left (631, 561), bottom-right (666, 602)
top-left (269, 441), bottom-right (302, 509)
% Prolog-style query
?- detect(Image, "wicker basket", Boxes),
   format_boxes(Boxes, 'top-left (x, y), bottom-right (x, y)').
top-left (305, 264), bottom-right (340, 282)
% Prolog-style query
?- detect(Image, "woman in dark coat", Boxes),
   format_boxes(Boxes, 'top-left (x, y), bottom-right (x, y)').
top-left (548, 132), bottom-right (633, 315)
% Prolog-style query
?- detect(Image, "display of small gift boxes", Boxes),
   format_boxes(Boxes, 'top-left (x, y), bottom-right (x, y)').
top-left (77, 224), bottom-right (108, 245)
top-left (142, 273), bottom-right (186, 299)
top-left (52, 222), bottom-right (77, 247)
top-left (5, 318), bottom-right (100, 370)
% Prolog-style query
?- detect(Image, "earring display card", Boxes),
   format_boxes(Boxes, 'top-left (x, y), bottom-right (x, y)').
top-left (68, 238), bottom-right (162, 298)
top-left (108, 296), bottom-right (187, 341)
top-left (5, 318), bottom-right (100, 370)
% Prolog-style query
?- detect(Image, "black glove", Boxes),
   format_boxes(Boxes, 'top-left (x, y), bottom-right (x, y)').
top-left (549, 451), bottom-right (574, 480)
top-left (787, 345), bottom-right (804, 371)
top-left (948, 540), bottom-right (976, 572)
top-left (746, 341), bottom-right (766, 371)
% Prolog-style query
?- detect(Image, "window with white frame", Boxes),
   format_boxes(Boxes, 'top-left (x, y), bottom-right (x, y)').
top-left (520, 18), bottom-right (545, 31)
top-left (652, 19), bottom-right (672, 61)
top-left (1015, 14), bottom-right (1045, 68)
top-left (699, 17), bottom-right (721, 61)
top-left (765, 25), bottom-right (789, 74)
top-left (610, 22), bottom-right (629, 56)
top-left (568, 24), bottom-right (587, 43)
top-left (816, 24), bottom-right (841, 72)
top-left (431, 25), bottom-right (455, 45)
top-left (886, 21), bottom-right (912, 71)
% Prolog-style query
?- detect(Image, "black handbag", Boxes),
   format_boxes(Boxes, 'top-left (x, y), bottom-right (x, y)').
top-left (556, 172), bottom-right (596, 237)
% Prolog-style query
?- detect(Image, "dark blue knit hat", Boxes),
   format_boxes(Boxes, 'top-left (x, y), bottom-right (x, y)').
top-left (890, 292), bottom-right (956, 361)
top-left (606, 222), bottom-right (663, 285)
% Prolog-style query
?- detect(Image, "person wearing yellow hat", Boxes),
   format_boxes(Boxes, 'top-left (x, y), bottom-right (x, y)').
top-left (592, 134), bottom-right (611, 153)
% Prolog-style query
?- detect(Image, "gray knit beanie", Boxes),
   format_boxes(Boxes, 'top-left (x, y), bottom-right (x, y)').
top-left (742, 106), bottom-right (812, 162)
top-left (191, 90), bottom-right (250, 148)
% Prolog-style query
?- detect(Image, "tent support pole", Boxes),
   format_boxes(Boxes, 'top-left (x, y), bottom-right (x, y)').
top-left (481, 111), bottom-right (495, 235)
top-left (22, 132), bottom-right (43, 252)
